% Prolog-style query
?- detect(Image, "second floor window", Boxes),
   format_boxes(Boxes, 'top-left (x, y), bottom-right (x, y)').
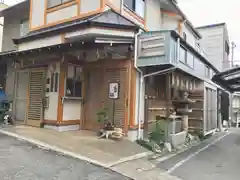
top-left (20, 20), bottom-right (29, 37)
top-left (205, 65), bottom-right (210, 78)
top-left (124, 0), bottom-right (145, 18)
top-left (47, 0), bottom-right (74, 9)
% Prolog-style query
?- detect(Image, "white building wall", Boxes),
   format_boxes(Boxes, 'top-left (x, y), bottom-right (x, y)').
top-left (197, 26), bottom-right (225, 71)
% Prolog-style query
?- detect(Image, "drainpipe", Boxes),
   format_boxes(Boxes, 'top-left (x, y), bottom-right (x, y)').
top-left (134, 30), bottom-right (144, 140)
top-left (134, 31), bottom-right (178, 140)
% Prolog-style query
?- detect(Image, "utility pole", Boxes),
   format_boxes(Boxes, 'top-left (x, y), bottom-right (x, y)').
top-left (231, 41), bottom-right (236, 68)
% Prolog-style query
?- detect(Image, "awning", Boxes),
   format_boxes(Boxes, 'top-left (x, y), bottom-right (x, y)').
top-left (212, 66), bottom-right (240, 92)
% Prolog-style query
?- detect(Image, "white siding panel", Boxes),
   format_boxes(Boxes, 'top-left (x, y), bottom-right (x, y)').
top-left (182, 23), bottom-right (197, 48)
top-left (161, 15), bottom-right (178, 30)
top-left (145, 0), bottom-right (161, 31)
top-left (107, 0), bottom-right (121, 10)
top-left (198, 27), bottom-right (224, 71)
top-left (18, 35), bottom-right (62, 51)
top-left (31, 0), bottom-right (45, 28)
top-left (63, 101), bottom-right (81, 120)
top-left (80, 0), bottom-right (101, 13)
top-left (46, 4), bottom-right (78, 24)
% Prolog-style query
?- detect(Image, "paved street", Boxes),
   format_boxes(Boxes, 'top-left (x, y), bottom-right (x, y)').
top-left (0, 133), bottom-right (130, 180)
top-left (156, 129), bottom-right (240, 180)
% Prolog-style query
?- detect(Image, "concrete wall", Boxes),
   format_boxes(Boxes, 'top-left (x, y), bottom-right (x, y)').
top-left (197, 26), bottom-right (225, 71)
top-left (2, 14), bottom-right (28, 52)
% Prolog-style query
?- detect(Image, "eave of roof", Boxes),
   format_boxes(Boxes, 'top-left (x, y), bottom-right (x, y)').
top-left (212, 66), bottom-right (240, 92)
top-left (0, 40), bottom-right (133, 60)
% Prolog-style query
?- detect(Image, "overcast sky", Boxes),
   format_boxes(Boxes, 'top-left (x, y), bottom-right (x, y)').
top-left (4, 0), bottom-right (240, 64)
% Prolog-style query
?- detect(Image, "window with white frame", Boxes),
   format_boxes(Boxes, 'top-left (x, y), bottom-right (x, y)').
top-left (124, 0), bottom-right (145, 18)
top-left (47, 0), bottom-right (74, 9)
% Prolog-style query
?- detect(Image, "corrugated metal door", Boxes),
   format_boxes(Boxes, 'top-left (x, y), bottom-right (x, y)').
top-left (26, 69), bottom-right (46, 127)
top-left (104, 68), bottom-right (128, 129)
top-left (14, 71), bottom-right (29, 122)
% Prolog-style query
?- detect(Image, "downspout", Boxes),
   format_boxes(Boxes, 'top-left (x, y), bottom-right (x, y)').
top-left (134, 30), bottom-right (143, 140)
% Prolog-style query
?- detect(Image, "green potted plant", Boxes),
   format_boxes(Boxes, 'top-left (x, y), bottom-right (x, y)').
top-left (96, 107), bottom-right (109, 134)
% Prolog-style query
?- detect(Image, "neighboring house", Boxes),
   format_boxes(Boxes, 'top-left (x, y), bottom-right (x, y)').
top-left (197, 23), bottom-right (231, 127)
top-left (136, 0), bottom-right (221, 138)
top-left (0, 2), bottom-right (8, 89)
top-left (0, 0), bottom-right (223, 141)
top-left (197, 23), bottom-right (230, 72)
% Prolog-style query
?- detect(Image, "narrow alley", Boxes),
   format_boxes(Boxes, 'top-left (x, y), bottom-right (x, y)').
top-left (156, 129), bottom-right (240, 180)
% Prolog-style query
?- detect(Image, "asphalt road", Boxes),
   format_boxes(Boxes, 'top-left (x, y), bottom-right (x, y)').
top-left (0, 133), bottom-right (130, 180)
top-left (157, 129), bottom-right (240, 180)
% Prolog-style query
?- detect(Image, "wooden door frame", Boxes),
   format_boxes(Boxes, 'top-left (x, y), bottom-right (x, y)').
top-left (26, 67), bottom-right (47, 127)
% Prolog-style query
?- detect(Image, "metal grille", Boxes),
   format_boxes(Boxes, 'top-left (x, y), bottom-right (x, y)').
top-left (27, 71), bottom-right (45, 123)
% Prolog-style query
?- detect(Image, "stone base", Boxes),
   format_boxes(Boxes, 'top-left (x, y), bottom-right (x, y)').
top-left (44, 124), bottom-right (80, 132)
top-left (169, 131), bottom-right (187, 149)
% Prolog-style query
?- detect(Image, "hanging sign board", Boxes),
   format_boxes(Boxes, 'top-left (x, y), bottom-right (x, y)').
top-left (109, 82), bottom-right (119, 99)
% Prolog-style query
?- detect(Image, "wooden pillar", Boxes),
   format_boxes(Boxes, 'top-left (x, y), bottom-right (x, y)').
top-left (166, 74), bottom-right (171, 117)
top-left (57, 56), bottom-right (66, 124)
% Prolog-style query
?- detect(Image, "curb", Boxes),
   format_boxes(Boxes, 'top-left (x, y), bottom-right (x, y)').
top-left (0, 129), bottom-right (151, 168)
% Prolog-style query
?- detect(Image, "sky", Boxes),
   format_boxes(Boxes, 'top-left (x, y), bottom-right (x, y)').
top-left (4, 0), bottom-right (240, 64)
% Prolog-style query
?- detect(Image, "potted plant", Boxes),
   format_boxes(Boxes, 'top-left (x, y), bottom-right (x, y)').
top-left (96, 107), bottom-right (109, 134)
